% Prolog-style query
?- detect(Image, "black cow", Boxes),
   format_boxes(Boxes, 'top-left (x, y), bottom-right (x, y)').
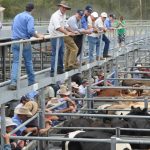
top-left (61, 117), bottom-right (94, 134)
top-left (62, 130), bottom-right (131, 150)
top-left (125, 106), bottom-right (150, 149)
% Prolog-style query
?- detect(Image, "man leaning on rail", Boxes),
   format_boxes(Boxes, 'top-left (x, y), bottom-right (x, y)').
top-left (48, 0), bottom-right (74, 77)
top-left (8, 2), bottom-right (44, 90)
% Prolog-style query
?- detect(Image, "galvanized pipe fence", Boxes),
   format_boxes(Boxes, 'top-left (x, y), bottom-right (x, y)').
top-left (0, 25), bottom-right (150, 149)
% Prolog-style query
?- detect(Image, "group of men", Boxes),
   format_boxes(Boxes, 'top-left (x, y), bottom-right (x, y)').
top-left (8, 1), bottom-right (115, 90)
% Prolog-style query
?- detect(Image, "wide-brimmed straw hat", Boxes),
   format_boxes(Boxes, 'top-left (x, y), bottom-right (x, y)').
top-left (57, 0), bottom-right (71, 10)
top-left (0, 117), bottom-right (17, 129)
top-left (24, 101), bottom-right (38, 116)
top-left (71, 82), bottom-right (79, 89)
top-left (46, 97), bottom-right (61, 108)
top-left (14, 107), bottom-right (32, 117)
top-left (58, 85), bottom-right (71, 95)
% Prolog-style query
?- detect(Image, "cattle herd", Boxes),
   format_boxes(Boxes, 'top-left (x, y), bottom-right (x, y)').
top-left (60, 107), bottom-right (150, 150)
top-left (57, 78), bottom-right (150, 150)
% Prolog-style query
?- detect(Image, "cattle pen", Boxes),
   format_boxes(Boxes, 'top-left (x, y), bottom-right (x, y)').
top-left (1, 22), bottom-right (150, 150)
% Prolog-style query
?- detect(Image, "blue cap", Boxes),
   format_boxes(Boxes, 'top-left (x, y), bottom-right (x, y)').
top-left (85, 5), bottom-right (93, 13)
top-left (77, 10), bottom-right (84, 16)
top-left (25, 91), bottom-right (39, 100)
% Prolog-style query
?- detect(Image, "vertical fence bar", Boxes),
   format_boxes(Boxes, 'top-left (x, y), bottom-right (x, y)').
top-left (1, 46), bottom-right (6, 81)
top-left (104, 62), bottom-right (107, 86)
top-left (16, 42), bottom-right (23, 92)
top-left (79, 35), bottom-right (85, 73)
top-left (116, 127), bottom-right (120, 138)
top-left (38, 88), bottom-right (46, 150)
top-left (54, 38), bottom-right (60, 77)
top-left (111, 137), bottom-right (117, 150)
top-left (1, 103), bottom-right (6, 150)
top-left (115, 57), bottom-right (119, 86)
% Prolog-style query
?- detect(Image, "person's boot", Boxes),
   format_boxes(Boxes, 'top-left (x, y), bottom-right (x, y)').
top-left (96, 56), bottom-right (100, 61)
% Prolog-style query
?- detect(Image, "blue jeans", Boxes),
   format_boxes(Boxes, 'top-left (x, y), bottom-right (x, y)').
top-left (102, 34), bottom-right (110, 56)
top-left (88, 36), bottom-right (101, 63)
top-left (50, 37), bottom-right (64, 72)
top-left (10, 43), bottom-right (35, 86)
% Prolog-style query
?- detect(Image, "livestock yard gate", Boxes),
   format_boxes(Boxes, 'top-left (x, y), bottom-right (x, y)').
top-left (0, 21), bottom-right (150, 150)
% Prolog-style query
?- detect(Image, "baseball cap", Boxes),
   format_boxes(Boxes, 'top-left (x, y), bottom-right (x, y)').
top-left (77, 10), bottom-right (84, 17)
top-left (26, 2), bottom-right (34, 11)
top-left (91, 12), bottom-right (98, 18)
top-left (101, 12), bottom-right (107, 18)
top-left (85, 5), bottom-right (93, 13)
top-left (109, 14), bottom-right (115, 19)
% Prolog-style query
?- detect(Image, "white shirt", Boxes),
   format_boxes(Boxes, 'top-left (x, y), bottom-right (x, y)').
top-left (95, 17), bottom-right (106, 31)
top-left (79, 85), bottom-right (86, 96)
top-left (88, 16), bottom-right (99, 37)
top-left (44, 86), bottom-right (55, 99)
top-left (48, 10), bottom-right (66, 37)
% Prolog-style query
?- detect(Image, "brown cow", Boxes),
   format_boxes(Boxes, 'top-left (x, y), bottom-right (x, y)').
top-left (98, 97), bottom-right (150, 115)
top-left (97, 88), bottom-right (143, 97)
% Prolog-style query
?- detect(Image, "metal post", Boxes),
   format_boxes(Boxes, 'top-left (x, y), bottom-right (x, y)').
top-left (38, 88), bottom-right (46, 150)
top-left (39, 89), bottom-right (45, 129)
top-left (1, 104), bottom-right (6, 150)
top-left (79, 35), bottom-right (85, 73)
top-left (1, 46), bottom-right (6, 81)
top-left (40, 42), bottom-right (43, 70)
top-left (114, 57), bottom-right (119, 86)
top-left (111, 137), bottom-right (117, 150)
top-left (124, 51), bottom-right (128, 78)
top-left (99, 34), bottom-right (103, 58)
top-left (116, 127), bottom-right (120, 138)
top-left (144, 99), bottom-right (148, 111)
top-left (86, 68), bottom-right (93, 112)
top-left (17, 43), bottom-right (23, 92)
top-left (104, 62), bottom-right (107, 86)
top-left (54, 38), bottom-right (60, 77)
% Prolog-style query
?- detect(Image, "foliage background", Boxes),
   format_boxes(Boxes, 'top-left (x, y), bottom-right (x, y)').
top-left (0, 0), bottom-right (150, 20)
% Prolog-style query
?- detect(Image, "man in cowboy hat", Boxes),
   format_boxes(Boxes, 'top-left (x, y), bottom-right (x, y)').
top-left (12, 107), bottom-right (38, 135)
top-left (54, 85), bottom-right (76, 114)
top-left (0, 117), bottom-right (25, 149)
top-left (48, 0), bottom-right (74, 77)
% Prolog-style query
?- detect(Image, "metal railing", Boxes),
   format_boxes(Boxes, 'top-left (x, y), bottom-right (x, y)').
top-left (0, 24), bottom-right (150, 149)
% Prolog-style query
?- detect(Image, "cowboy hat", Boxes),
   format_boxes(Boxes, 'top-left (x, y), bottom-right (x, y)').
top-left (24, 101), bottom-right (38, 116)
top-left (46, 97), bottom-right (61, 108)
top-left (0, 117), bottom-right (17, 129)
top-left (58, 85), bottom-right (71, 95)
top-left (71, 82), bottom-right (79, 89)
top-left (57, 1), bottom-right (71, 10)
top-left (101, 12), bottom-right (107, 18)
top-left (14, 107), bottom-right (32, 117)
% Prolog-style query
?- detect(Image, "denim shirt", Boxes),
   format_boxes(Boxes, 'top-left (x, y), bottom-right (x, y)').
top-left (104, 18), bottom-right (112, 29)
top-left (12, 115), bottom-right (26, 135)
top-left (81, 15), bottom-right (88, 29)
top-left (12, 11), bottom-right (35, 40)
top-left (4, 144), bottom-right (11, 150)
top-left (53, 98), bottom-right (68, 112)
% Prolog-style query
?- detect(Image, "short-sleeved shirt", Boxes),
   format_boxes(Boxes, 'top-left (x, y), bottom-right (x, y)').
top-left (88, 16), bottom-right (99, 37)
top-left (81, 15), bottom-right (88, 29)
top-left (104, 18), bottom-right (112, 29)
top-left (67, 15), bottom-right (84, 33)
top-left (12, 115), bottom-right (26, 135)
top-left (53, 98), bottom-right (68, 112)
top-left (114, 20), bottom-right (126, 35)
top-left (12, 11), bottom-right (35, 40)
top-left (44, 86), bottom-right (55, 99)
top-left (95, 17), bottom-right (105, 31)
top-left (48, 9), bottom-right (66, 37)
